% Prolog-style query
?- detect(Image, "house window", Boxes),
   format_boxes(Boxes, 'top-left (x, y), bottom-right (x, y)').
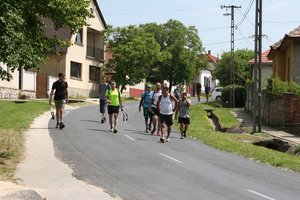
top-left (89, 65), bottom-right (100, 82)
top-left (75, 29), bottom-right (83, 44)
top-left (70, 61), bottom-right (82, 79)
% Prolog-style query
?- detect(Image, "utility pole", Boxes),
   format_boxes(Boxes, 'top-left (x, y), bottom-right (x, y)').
top-left (221, 5), bottom-right (241, 108)
top-left (253, 0), bottom-right (262, 133)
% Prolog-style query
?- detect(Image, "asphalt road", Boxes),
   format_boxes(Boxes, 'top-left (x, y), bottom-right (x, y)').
top-left (49, 101), bottom-right (300, 200)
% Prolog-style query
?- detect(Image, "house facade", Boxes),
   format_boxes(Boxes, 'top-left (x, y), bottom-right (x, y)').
top-left (38, 0), bottom-right (106, 98)
top-left (268, 26), bottom-right (300, 84)
top-left (0, 63), bottom-right (36, 99)
top-left (0, 0), bottom-right (106, 99)
top-left (186, 50), bottom-right (218, 96)
top-left (249, 49), bottom-right (273, 83)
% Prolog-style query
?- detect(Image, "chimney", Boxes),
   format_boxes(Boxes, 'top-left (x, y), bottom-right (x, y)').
top-left (208, 50), bottom-right (211, 55)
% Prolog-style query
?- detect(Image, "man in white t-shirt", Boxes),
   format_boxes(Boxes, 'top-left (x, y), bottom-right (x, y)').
top-left (148, 82), bottom-right (162, 136)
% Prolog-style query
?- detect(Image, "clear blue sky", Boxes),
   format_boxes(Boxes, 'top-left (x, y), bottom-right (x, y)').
top-left (98, 0), bottom-right (300, 57)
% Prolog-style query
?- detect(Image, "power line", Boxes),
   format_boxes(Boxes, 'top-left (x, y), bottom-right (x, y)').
top-left (236, 0), bottom-right (255, 27)
top-left (200, 26), bottom-right (230, 32)
top-left (204, 36), bottom-right (251, 46)
top-left (263, 19), bottom-right (300, 24)
top-left (104, 6), bottom-right (219, 16)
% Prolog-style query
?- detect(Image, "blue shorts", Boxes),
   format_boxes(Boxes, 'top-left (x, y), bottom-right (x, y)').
top-left (100, 100), bottom-right (107, 113)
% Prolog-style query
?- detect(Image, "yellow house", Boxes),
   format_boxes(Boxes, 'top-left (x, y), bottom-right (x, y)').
top-left (37, 0), bottom-right (106, 98)
top-left (268, 26), bottom-right (300, 83)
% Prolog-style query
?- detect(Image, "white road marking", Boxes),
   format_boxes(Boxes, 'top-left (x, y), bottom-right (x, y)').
top-left (247, 189), bottom-right (277, 200)
top-left (159, 153), bottom-right (183, 164)
top-left (124, 134), bottom-right (135, 141)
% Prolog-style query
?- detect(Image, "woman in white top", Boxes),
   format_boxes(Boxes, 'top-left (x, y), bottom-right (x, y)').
top-left (157, 86), bottom-right (178, 143)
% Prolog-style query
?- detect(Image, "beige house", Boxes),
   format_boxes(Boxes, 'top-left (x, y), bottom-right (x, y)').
top-left (0, 0), bottom-right (106, 99)
top-left (268, 26), bottom-right (300, 84)
top-left (37, 0), bottom-right (106, 98)
top-left (0, 63), bottom-right (37, 99)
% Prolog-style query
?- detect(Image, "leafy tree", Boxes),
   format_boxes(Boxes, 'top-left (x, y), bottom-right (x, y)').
top-left (214, 49), bottom-right (254, 86)
top-left (105, 25), bottom-right (162, 92)
top-left (0, 0), bottom-right (93, 80)
top-left (142, 20), bottom-right (206, 90)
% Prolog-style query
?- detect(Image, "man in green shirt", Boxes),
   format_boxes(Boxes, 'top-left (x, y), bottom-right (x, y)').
top-left (105, 81), bottom-right (123, 133)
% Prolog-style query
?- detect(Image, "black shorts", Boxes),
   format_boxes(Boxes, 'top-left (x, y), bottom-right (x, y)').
top-left (108, 105), bottom-right (120, 114)
top-left (160, 114), bottom-right (173, 126)
top-left (151, 107), bottom-right (159, 116)
top-left (178, 117), bottom-right (190, 125)
top-left (99, 100), bottom-right (107, 113)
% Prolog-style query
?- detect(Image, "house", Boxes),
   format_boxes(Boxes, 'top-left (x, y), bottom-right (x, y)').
top-left (0, 63), bottom-right (36, 99)
top-left (186, 50), bottom-right (218, 96)
top-left (249, 49), bottom-right (273, 82)
top-left (37, 0), bottom-right (107, 98)
top-left (0, 0), bottom-right (107, 99)
top-left (268, 26), bottom-right (300, 83)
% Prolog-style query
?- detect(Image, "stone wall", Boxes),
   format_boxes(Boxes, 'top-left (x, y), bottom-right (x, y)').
top-left (0, 87), bottom-right (36, 99)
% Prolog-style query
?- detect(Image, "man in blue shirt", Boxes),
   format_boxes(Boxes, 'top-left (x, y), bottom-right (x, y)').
top-left (99, 77), bottom-right (109, 123)
top-left (139, 84), bottom-right (153, 133)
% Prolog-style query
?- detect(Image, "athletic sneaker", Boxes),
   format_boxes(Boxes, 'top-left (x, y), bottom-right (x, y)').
top-left (166, 137), bottom-right (170, 142)
top-left (183, 131), bottom-right (187, 138)
top-left (109, 128), bottom-right (114, 132)
top-left (160, 137), bottom-right (165, 143)
top-left (59, 122), bottom-right (65, 129)
top-left (156, 130), bottom-right (160, 136)
top-left (113, 129), bottom-right (118, 133)
top-left (146, 129), bottom-right (149, 133)
top-left (151, 129), bottom-right (156, 135)
top-left (56, 122), bottom-right (59, 128)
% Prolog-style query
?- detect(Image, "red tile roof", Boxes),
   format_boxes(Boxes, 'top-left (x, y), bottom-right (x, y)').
top-left (249, 49), bottom-right (272, 64)
top-left (205, 51), bottom-right (218, 64)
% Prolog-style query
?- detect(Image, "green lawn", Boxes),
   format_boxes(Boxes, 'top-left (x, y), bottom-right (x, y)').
top-left (0, 100), bottom-right (49, 181)
top-left (180, 101), bottom-right (300, 172)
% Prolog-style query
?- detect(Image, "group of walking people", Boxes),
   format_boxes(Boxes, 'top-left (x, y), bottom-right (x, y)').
top-left (139, 82), bottom-right (191, 142)
top-left (49, 73), bottom-right (192, 143)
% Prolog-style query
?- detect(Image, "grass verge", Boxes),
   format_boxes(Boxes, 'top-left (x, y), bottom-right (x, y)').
top-left (0, 100), bottom-right (49, 181)
top-left (181, 101), bottom-right (300, 172)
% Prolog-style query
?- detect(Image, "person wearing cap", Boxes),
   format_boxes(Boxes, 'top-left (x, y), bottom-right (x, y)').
top-left (105, 81), bottom-right (123, 133)
top-left (99, 77), bottom-right (109, 123)
top-left (49, 73), bottom-right (68, 129)
top-left (148, 82), bottom-right (162, 136)
top-left (139, 84), bottom-right (153, 133)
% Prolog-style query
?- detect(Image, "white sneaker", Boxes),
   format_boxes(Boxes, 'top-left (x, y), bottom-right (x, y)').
top-left (109, 128), bottom-right (114, 132)
top-left (166, 137), bottom-right (170, 142)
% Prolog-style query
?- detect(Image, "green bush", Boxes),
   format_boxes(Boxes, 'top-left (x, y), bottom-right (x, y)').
top-left (221, 85), bottom-right (246, 107)
top-left (266, 77), bottom-right (300, 96)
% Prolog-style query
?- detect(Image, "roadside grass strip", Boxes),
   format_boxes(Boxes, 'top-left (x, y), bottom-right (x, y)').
top-left (180, 102), bottom-right (300, 172)
top-left (0, 100), bottom-right (49, 181)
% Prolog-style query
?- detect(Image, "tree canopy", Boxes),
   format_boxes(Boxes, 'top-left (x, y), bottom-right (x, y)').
top-left (105, 19), bottom-right (206, 91)
top-left (214, 49), bottom-right (254, 86)
top-left (0, 0), bottom-right (93, 80)
top-left (105, 25), bottom-right (162, 92)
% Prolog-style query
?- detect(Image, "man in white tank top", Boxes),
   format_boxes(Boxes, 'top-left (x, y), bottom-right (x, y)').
top-left (157, 86), bottom-right (178, 143)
